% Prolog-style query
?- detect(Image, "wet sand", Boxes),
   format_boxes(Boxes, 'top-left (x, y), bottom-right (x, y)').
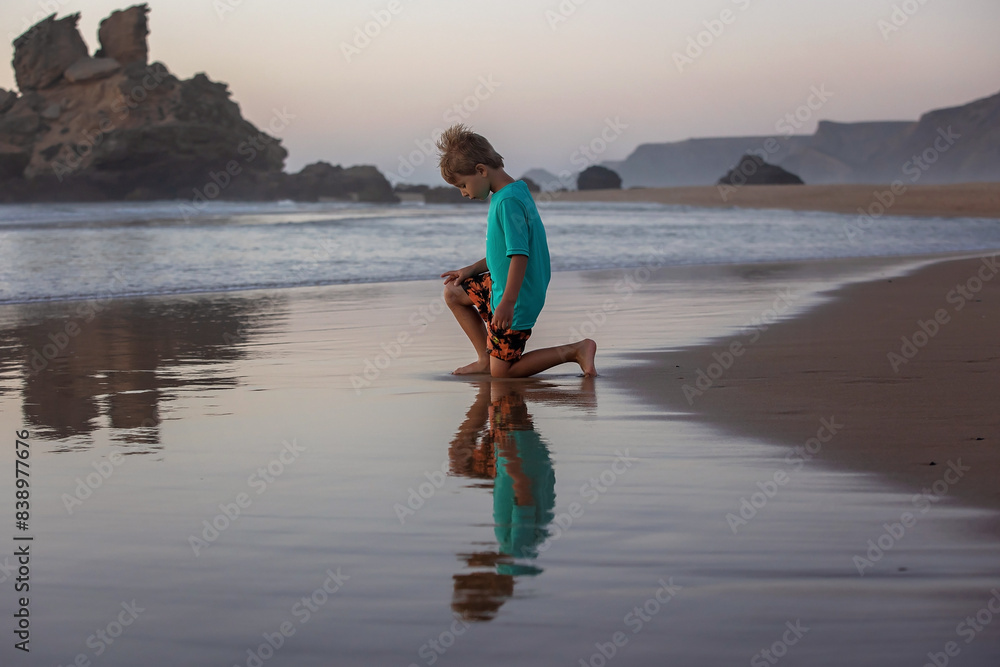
top-left (626, 252), bottom-right (1000, 529)
top-left (2, 257), bottom-right (1000, 665)
top-left (552, 182), bottom-right (1000, 219)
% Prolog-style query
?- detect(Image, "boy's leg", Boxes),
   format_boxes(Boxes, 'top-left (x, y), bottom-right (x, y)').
top-left (490, 339), bottom-right (598, 378)
top-left (444, 281), bottom-right (490, 374)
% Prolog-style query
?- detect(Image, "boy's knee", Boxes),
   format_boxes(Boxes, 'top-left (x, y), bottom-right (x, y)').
top-left (443, 284), bottom-right (460, 304)
top-left (490, 360), bottom-right (511, 378)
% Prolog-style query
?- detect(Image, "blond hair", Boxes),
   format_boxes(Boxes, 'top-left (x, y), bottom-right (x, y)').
top-left (436, 124), bottom-right (504, 183)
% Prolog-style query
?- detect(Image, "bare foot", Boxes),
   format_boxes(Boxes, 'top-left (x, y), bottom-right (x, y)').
top-left (453, 358), bottom-right (491, 375)
top-left (576, 339), bottom-right (598, 376)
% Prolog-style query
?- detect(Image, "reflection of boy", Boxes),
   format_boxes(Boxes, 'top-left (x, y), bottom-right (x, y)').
top-left (490, 390), bottom-right (555, 573)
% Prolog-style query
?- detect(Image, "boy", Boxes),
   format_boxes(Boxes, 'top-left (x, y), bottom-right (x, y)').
top-left (437, 124), bottom-right (597, 378)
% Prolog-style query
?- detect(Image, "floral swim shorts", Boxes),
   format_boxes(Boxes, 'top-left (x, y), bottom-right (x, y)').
top-left (460, 272), bottom-right (532, 362)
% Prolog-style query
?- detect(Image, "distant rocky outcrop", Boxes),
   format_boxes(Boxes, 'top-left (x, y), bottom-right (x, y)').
top-left (718, 154), bottom-right (804, 187)
top-left (604, 136), bottom-right (810, 188)
top-left (0, 6), bottom-right (396, 203)
top-left (861, 91), bottom-right (1000, 184)
top-left (778, 121), bottom-right (911, 184)
top-left (390, 183), bottom-right (484, 204)
top-left (577, 165), bottom-right (622, 190)
top-left (282, 163), bottom-right (396, 202)
top-left (424, 186), bottom-right (484, 203)
top-left (520, 168), bottom-right (568, 192)
top-left (607, 90), bottom-right (1000, 187)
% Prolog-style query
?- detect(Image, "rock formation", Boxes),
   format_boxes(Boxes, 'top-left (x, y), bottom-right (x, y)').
top-left (605, 89), bottom-right (1000, 187)
top-left (718, 154), bottom-right (804, 187)
top-left (12, 13), bottom-right (89, 91)
top-left (95, 4), bottom-right (149, 66)
top-left (281, 162), bottom-right (396, 203)
top-left (577, 165), bottom-right (622, 190)
top-left (520, 168), bottom-right (566, 192)
top-left (0, 5), bottom-right (396, 203)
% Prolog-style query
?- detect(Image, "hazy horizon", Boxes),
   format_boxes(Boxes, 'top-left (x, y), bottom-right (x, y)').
top-left (2, 0), bottom-right (997, 184)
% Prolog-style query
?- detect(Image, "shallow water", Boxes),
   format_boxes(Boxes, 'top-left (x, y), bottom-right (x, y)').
top-left (1, 260), bottom-right (998, 666)
top-left (4, 199), bottom-right (1000, 304)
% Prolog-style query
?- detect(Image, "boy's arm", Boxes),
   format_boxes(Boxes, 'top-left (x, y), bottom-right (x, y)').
top-left (492, 254), bottom-right (527, 330)
top-left (441, 258), bottom-right (487, 285)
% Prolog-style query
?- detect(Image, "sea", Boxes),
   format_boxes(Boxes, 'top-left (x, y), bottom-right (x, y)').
top-left (2, 199), bottom-right (1000, 304)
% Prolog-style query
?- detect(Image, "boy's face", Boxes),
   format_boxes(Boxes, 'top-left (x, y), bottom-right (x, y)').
top-left (450, 164), bottom-right (491, 201)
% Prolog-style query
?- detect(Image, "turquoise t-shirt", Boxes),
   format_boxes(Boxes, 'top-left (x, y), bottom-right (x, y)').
top-left (486, 181), bottom-right (551, 331)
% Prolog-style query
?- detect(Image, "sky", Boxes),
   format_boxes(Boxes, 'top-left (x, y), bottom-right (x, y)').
top-left (2, 0), bottom-right (998, 184)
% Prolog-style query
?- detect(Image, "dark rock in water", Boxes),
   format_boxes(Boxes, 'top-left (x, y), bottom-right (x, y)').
top-left (718, 154), bottom-right (805, 186)
top-left (0, 5), bottom-right (398, 204)
top-left (521, 177), bottom-right (540, 193)
top-left (13, 13), bottom-right (89, 91)
top-left (96, 4), bottom-right (149, 66)
top-left (577, 165), bottom-right (622, 190)
top-left (394, 183), bottom-right (429, 194)
top-left (424, 186), bottom-right (483, 203)
top-left (284, 162), bottom-right (397, 203)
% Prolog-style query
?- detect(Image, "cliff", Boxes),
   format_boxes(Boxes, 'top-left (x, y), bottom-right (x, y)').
top-left (605, 90), bottom-right (1000, 187)
top-left (0, 6), bottom-right (397, 203)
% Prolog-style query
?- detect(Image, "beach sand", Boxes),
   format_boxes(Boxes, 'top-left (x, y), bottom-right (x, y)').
top-left (2, 253), bottom-right (999, 664)
top-left (552, 182), bottom-right (1000, 219)
top-left (625, 253), bottom-right (1000, 527)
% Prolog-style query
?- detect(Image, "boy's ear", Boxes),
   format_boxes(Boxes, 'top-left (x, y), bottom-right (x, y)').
top-left (475, 164), bottom-right (489, 177)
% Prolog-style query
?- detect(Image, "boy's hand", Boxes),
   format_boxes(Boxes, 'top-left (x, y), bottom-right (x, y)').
top-left (441, 259), bottom-right (487, 286)
top-left (440, 268), bottom-right (467, 286)
top-left (492, 300), bottom-right (514, 331)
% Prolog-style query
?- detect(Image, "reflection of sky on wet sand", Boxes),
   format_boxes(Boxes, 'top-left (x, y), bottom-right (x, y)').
top-left (0, 292), bottom-right (288, 450)
top-left (0, 268), bottom-right (999, 665)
